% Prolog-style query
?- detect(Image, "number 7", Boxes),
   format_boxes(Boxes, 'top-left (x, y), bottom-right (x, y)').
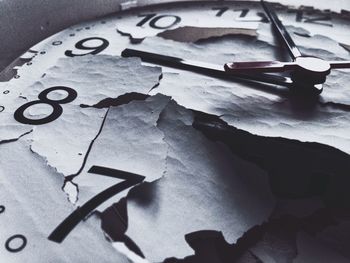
top-left (48, 166), bottom-right (145, 243)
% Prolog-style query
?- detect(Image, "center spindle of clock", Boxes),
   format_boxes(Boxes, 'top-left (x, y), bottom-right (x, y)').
top-left (292, 56), bottom-right (331, 84)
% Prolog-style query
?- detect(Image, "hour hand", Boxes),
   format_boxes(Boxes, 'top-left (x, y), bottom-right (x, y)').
top-left (121, 48), bottom-right (295, 88)
top-left (225, 60), bottom-right (350, 73)
top-left (225, 58), bottom-right (350, 85)
top-left (225, 60), bottom-right (295, 73)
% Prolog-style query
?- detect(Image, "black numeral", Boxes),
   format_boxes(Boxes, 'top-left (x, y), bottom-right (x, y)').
top-left (1, 207), bottom-right (27, 253)
top-left (257, 12), bottom-right (269, 23)
top-left (212, 7), bottom-right (268, 22)
top-left (5, 235), bottom-right (27, 253)
top-left (295, 9), bottom-right (332, 27)
top-left (136, 13), bottom-right (181, 29)
top-left (48, 166), bottom-right (145, 243)
top-left (212, 7), bottom-right (229, 17)
top-left (65, 37), bottom-right (109, 57)
top-left (212, 7), bottom-right (249, 18)
top-left (236, 8), bottom-right (249, 18)
top-left (14, 86), bottom-right (77, 125)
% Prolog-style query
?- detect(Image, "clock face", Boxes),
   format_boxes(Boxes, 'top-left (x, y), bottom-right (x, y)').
top-left (1, 1), bottom-right (350, 262)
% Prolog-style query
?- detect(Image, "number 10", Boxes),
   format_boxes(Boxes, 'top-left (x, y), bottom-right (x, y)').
top-left (136, 13), bottom-right (181, 29)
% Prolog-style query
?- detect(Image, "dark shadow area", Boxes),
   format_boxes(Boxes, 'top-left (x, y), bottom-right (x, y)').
top-left (80, 92), bottom-right (150, 109)
top-left (101, 198), bottom-right (145, 258)
top-left (163, 208), bottom-right (350, 263)
top-left (192, 110), bottom-right (350, 206)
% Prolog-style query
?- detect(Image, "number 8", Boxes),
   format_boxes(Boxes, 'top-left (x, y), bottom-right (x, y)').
top-left (14, 86), bottom-right (77, 125)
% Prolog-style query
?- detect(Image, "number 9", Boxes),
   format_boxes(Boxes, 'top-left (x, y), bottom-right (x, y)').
top-left (65, 37), bottom-right (109, 57)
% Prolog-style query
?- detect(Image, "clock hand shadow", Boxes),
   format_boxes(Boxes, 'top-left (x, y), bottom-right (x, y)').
top-left (203, 69), bottom-right (292, 98)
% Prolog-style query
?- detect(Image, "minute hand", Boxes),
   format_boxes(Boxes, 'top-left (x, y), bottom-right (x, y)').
top-left (261, 0), bottom-right (302, 60)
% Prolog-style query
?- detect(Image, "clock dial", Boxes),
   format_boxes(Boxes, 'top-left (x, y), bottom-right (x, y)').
top-left (0, 1), bottom-right (350, 262)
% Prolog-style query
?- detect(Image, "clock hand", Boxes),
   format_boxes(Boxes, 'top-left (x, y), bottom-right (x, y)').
top-left (225, 58), bottom-right (350, 85)
top-left (328, 60), bottom-right (350, 69)
top-left (222, 1), bottom-right (350, 91)
top-left (225, 57), bottom-right (331, 85)
top-left (122, 48), bottom-right (298, 89)
top-left (225, 60), bottom-right (295, 73)
top-left (225, 59), bottom-right (350, 73)
top-left (261, 0), bottom-right (302, 60)
top-left (122, 48), bottom-right (323, 94)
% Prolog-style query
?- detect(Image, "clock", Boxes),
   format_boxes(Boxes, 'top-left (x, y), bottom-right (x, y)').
top-left (0, 1), bottom-right (350, 262)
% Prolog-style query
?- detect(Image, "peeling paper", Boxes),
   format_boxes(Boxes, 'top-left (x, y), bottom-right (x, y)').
top-left (124, 98), bottom-right (275, 262)
top-left (135, 36), bottom-right (350, 155)
top-left (116, 5), bottom-right (260, 43)
top-left (249, 237), bottom-right (297, 263)
top-left (0, 94), bottom-right (35, 143)
top-left (73, 94), bottom-right (170, 211)
top-left (139, 35), bottom-right (286, 68)
top-left (113, 242), bottom-right (150, 263)
top-left (118, 23), bottom-right (258, 43)
top-left (0, 139), bottom-right (128, 262)
top-left (249, 210), bottom-right (350, 263)
top-left (1, 1), bottom-right (349, 262)
top-left (0, 17), bottom-right (131, 85)
top-left (5, 55), bottom-right (162, 176)
top-left (259, 5), bottom-right (350, 48)
top-left (192, 110), bottom-right (350, 207)
top-left (0, 57), bottom-right (33, 82)
top-left (31, 106), bottom-right (106, 176)
top-left (0, 16), bottom-right (134, 134)
top-left (257, 24), bottom-right (350, 60)
top-left (163, 230), bottom-right (238, 263)
top-left (157, 26), bottom-right (257, 43)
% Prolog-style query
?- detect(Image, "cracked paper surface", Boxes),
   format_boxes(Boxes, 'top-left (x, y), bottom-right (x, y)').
top-left (157, 26), bottom-right (257, 43)
top-left (73, 94), bottom-right (170, 210)
top-left (0, 55), bottom-right (162, 177)
top-left (116, 1), bottom-right (262, 43)
top-left (0, 55), bottom-right (162, 261)
top-left (0, 139), bottom-right (128, 263)
top-left (138, 35), bottom-right (350, 154)
top-left (257, 8), bottom-right (350, 51)
top-left (1, 1), bottom-right (350, 262)
top-left (123, 97), bottom-right (275, 261)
